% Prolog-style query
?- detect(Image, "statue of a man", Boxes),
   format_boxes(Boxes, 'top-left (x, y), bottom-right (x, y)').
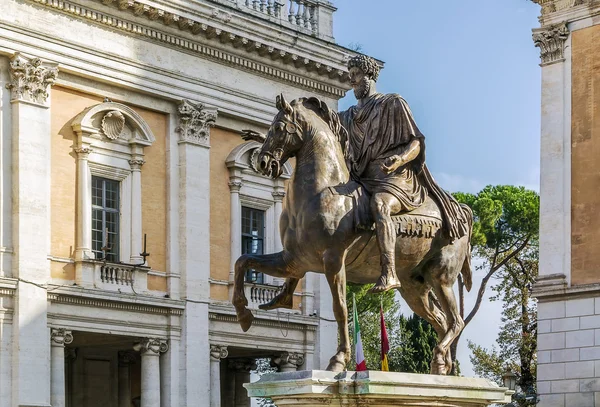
top-left (341, 55), bottom-right (468, 293)
top-left (259, 55), bottom-right (469, 310)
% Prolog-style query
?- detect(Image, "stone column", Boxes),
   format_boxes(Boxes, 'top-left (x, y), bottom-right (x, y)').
top-left (176, 100), bottom-right (217, 407)
top-left (8, 52), bottom-right (58, 407)
top-left (271, 189), bottom-right (285, 252)
top-left (229, 358), bottom-right (256, 407)
top-left (65, 348), bottom-right (77, 407)
top-left (118, 351), bottom-right (136, 407)
top-left (229, 178), bottom-right (243, 288)
top-left (210, 345), bottom-right (228, 407)
top-left (129, 156), bottom-right (145, 264)
top-left (134, 338), bottom-right (168, 407)
top-left (74, 145), bottom-right (93, 262)
top-left (50, 329), bottom-right (73, 407)
top-left (532, 23), bottom-right (571, 285)
top-left (272, 352), bottom-right (304, 373)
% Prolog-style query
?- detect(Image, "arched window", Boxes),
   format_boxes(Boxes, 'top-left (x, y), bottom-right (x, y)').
top-left (71, 102), bottom-right (155, 290)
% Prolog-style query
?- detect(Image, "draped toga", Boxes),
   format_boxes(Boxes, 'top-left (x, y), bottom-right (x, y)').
top-left (338, 93), bottom-right (468, 240)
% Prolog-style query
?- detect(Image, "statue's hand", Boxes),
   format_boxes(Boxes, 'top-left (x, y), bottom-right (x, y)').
top-left (382, 155), bottom-right (404, 174)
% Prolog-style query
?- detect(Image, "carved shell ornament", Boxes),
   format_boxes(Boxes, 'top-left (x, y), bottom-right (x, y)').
top-left (101, 110), bottom-right (126, 140)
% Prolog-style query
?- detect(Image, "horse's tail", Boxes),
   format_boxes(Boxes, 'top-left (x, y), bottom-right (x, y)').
top-left (460, 203), bottom-right (473, 292)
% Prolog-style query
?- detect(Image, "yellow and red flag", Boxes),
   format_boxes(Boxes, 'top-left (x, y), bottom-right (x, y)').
top-left (380, 304), bottom-right (390, 371)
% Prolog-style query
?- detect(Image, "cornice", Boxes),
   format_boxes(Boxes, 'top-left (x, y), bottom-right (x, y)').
top-left (0, 278), bottom-right (17, 297)
top-left (27, 0), bottom-right (353, 98)
top-left (47, 286), bottom-right (185, 315)
top-left (209, 303), bottom-right (318, 331)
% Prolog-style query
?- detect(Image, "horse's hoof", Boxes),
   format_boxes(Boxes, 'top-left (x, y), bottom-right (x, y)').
top-left (238, 309), bottom-right (255, 332)
top-left (258, 295), bottom-right (293, 311)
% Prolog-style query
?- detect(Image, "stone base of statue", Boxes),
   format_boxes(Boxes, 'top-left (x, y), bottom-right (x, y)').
top-left (245, 370), bottom-right (513, 407)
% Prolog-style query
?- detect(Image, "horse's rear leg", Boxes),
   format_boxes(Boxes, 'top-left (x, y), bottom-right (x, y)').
top-left (431, 282), bottom-right (464, 375)
top-left (233, 251), bottom-right (296, 332)
top-left (397, 282), bottom-right (449, 374)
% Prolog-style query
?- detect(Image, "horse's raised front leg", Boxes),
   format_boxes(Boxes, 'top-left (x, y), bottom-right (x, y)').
top-left (323, 249), bottom-right (350, 372)
top-left (233, 251), bottom-right (296, 332)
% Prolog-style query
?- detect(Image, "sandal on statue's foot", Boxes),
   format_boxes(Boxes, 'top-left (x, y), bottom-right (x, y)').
top-left (369, 274), bottom-right (401, 294)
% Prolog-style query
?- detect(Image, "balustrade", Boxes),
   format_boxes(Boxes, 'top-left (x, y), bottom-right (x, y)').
top-left (217, 0), bottom-right (324, 36)
top-left (244, 283), bottom-right (282, 309)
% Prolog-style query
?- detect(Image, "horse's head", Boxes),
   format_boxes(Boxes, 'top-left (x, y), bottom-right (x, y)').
top-left (258, 93), bottom-right (348, 178)
top-left (257, 94), bottom-right (305, 178)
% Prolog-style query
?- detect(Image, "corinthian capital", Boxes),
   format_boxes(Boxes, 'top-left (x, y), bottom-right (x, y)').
top-left (533, 23), bottom-right (569, 66)
top-left (133, 338), bottom-right (169, 355)
top-left (6, 53), bottom-right (59, 107)
top-left (176, 99), bottom-right (217, 146)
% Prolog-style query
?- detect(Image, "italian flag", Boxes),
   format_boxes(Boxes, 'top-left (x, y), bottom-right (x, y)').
top-left (353, 294), bottom-right (367, 371)
top-left (380, 304), bottom-right (390, 371)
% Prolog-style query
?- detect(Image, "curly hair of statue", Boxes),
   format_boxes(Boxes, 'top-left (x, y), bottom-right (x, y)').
top-left (347, 55), bottom-right (380, 82)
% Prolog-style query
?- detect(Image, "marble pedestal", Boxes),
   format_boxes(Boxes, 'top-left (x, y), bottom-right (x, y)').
top-left (245, 370), bottom-right (513, 407)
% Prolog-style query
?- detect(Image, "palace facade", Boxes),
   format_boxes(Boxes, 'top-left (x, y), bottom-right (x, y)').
top-left (0, 1), bottom-right (356, 406)
top-left (533, 1), bottom-right (600, 406)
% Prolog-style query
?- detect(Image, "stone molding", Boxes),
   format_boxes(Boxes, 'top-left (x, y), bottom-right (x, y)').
top-left (209, 310), bottom-right (318, 331)
top-left (533, 23), bottom-right (570, 66)
top-left (26, 0), bottom-right (352, 97)
top-left (134, 338), bottom-right (169, 355)
top-left (532, 0), bottom-right (587, 16)
top-left (228, 179), bottom-right (243, 192)
top-left (47, 290), bottom-right (185, 316)
top-left (51, 328), bottom-right (74, 346)
top-left (176, 99), bottom-right (217, 146)
top-left (532, 275), bottom-right (600, 302)
top-left (210, 344), bottom-right (229, 360)
top-left (6, 52), bottom-right (59, 107)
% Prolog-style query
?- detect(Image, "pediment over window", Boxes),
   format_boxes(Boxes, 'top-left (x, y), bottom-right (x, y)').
top-left (71, 102), bottom-right (155, 146)
top-left (226, 141), bottom-right (292, 179)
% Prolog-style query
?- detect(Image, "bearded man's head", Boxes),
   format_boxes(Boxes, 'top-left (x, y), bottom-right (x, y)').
top-left (347, 55), bottom-right (380, 100)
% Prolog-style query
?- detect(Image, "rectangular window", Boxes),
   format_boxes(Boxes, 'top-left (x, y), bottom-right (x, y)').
top-left (242, 206), bottom-right (265, 284)
top-left (92, 176), bottom-right (120, 262)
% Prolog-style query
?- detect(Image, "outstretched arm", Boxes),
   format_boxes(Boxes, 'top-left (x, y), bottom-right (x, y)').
top-left (240, 129), bottom-right (266, 143)
top-left (382, 139), bottom-right (421, 174)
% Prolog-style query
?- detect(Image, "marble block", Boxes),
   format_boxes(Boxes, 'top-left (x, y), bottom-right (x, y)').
top-left (245, 370), bottom-right (513, 407)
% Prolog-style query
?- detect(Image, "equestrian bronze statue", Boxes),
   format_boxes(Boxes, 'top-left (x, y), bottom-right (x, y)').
top-left (233, 55), bottom-right (473, 375)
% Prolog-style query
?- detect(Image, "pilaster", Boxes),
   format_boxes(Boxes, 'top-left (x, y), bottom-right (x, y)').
top-left (533, 23), bottom-right (572, 286)
top-left (8, 52), bottom-right (58, 407)
top-left (176, 99), bottom-right (217, 407)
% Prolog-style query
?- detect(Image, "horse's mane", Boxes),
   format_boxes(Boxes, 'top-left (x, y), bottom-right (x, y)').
top-left (295, 97), bottom-right (350, 161)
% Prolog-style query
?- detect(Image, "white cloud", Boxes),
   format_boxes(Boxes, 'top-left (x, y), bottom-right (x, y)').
top-left (432, 172), bottom-right (486, 194)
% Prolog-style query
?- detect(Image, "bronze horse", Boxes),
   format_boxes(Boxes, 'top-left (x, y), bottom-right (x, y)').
top-left (232, 95), bottom-right (473, 375)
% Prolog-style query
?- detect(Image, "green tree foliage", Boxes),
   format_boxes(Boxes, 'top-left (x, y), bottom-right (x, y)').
top-left (469, 249), bottom-right (538, 405)
top-left (454, 185), bottom-right (538, 403)
top-left (452, 186), bottom-right (539, 373)
top-left (391, 314), bottom-right (438, 374)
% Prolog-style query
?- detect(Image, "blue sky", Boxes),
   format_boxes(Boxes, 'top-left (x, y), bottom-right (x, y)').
top-left (334, 0), bottom-right (541, 194)
top-left (332, 1), bottom-right (542, 377)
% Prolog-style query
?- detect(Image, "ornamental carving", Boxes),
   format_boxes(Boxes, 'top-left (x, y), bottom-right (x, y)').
top-left (74, 146), bottom-right (93, 157)
top-left (210, 344), bottom-right (229, 360)
top-left (532, 0), bottom-right (587, 15)
top-left (118, 351), bottom-right (137, 366)
top-left (128, 157), bottom-right (146, 169)
top-left (101, 110), bottom-right (126, 140)
top-left (533, 23), bottom-right (569, 65)
top-left (228, 358), bottom-right (256, 372)
top-left (133, 338), bottom-right (169, 354)
top-left (51, 328), bottom-right (74, 345)
top-left (6, 53), bottom-right (58, 106)
top-left (176, 99), bottom-right (217, 146)
top-left (272, 352), bottom-right (304, 370)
